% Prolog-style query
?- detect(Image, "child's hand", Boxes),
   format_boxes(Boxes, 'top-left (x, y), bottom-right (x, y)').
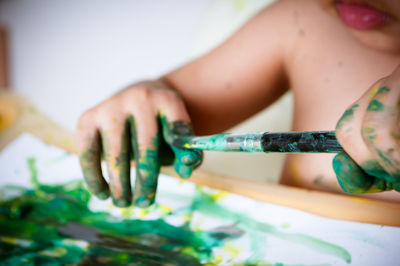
top-left (76, 80), bottom-right (202, 208)
top-left (334, 66), bottom-right (400, 194)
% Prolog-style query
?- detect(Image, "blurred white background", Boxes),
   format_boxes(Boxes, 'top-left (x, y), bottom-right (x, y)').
top-left (0, 0), bottom-right (292, 183)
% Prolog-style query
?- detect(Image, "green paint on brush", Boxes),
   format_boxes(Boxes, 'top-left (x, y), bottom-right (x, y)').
top-left (79, 114), bottom-right (202, 209)
top-left (367, 100), bottom-right (384, 112)
top-left (180, 133), bottom-right (263, 153)
top-left (79, 134), bottom-right (110, 200)
top-left (336, 104), bottom-right (359, 129)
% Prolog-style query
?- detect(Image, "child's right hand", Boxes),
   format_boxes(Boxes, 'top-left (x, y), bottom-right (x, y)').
top-left (76, 80), bottom-right (202, 208)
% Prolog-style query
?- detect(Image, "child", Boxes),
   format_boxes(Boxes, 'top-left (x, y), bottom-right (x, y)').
top-left (76, 0), bottom-right (400, 207)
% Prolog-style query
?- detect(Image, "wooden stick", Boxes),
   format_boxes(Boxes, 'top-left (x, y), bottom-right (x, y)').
top-left (0, 27), bottom-right (9, 89)
top-left (163, 168), bottom-right (400, 227)
top-left (0, 91), bottom-right (76, 153)
top-left (1, 91), bottom-right (399, 227)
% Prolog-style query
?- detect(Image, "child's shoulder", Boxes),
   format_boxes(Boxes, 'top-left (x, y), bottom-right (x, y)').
top-left (258, 0), bottom-right (344, 52)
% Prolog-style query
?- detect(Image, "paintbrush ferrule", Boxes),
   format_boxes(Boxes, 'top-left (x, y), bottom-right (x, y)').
top-left (173, 133), bottom-right (264, 152)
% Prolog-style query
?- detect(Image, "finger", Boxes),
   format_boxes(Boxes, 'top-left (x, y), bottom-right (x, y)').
top-left (128, 113), bottom-right (160, 208)
top-left (332, 152), bottom-right (392, 193)
top-left (154, 90), bottom-right (203, 178)
top-left (159, 116), bottom-right (203, 178)
top-left (76, 113), bottom-right (109, 200)
top-left (335, 83), bottom-right (394, 184)
top-left (362, 85), bottom-right (400, 182)
top-left (100, 119), bottom-right (132, 207)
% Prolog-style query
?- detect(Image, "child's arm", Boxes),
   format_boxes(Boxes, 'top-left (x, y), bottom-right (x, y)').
top-left (161, 2), bottom-right (292, 135)
top-left (76, 0), bottom-right (293, 207)
top-left (334, 64), bottom-right (400, 197)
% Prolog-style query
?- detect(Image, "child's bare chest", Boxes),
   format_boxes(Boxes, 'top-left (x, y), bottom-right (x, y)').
top-left (281, 37), bottom-right (399, 194)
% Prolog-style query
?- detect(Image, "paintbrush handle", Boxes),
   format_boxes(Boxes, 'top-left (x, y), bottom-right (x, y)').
top-left (260, 131), bottom-right (343, 153)
top-left (173, 131), bottom-right (343, 153)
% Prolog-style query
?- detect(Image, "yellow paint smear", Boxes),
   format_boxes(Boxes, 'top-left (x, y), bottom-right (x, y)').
top-left (0, 98), bottom-right (19, 132)
top-left (290, 159), bottom-right (303, 186)
top-left (351, 197), bottom-right (369, 203)
top-left (368, 85), bottom-right (380, 101)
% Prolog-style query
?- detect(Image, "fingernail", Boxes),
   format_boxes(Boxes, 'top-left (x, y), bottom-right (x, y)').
top-left (96, 191), bottom-right (110, 200)
top-left (113, 199), bottom-right (130, 208)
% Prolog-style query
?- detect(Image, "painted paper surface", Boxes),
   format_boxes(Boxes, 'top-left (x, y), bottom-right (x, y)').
top-left (0, 134), bottom-right (399, 265)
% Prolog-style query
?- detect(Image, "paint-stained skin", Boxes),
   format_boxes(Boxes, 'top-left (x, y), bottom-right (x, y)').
top-left (129, 116), bottom-right (160, 207)
top-left (333, 153), bottom-right (392, 193)
top-left (76, 81), bottom-right (203, 208)
top-left (336, 104), bottom-right (359, 130)
top-left (79, 114), bottom-right (202, 208)
top-left (335, 81), bottom-right (400, 194)
top-left (79, 134), bottom-right (110, 200)
top-left (102, 125), bottom-right (132, 207)
top-left (160, 116), bottom-right (203, 178)
top-left (367, 99), bottom-right (385, 111)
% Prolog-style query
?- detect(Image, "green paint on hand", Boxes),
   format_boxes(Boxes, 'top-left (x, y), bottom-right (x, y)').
top-left (367, 99), bottom-right (384, 112)
top-left (129, 116), bottom-right (160, 208)
top-left (361, 160), bottom-right (393, 183)
top-left (159, 115), bottom-right (202, 179)
top-left (180, 133), bottom-right (263, 153)
top-left (333, 153), bottom-right (393, 193)
top-left (336, 104), bottom-right (359, 129)
top-left (377, 86), bottom-right (389, 94)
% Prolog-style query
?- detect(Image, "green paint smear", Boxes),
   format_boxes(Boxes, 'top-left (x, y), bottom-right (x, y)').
top-left (159, 115), bottom-right (202, 179)
top-left (377, 86), bottom-right (389, 94)
top-left (0, 162), bottom-right (231, 265)
top-left (333, 153), bottom-right (393, 193)
top-left (27, 157), bottom-right (39, 187)
top-left (336, 104), bottom-right (359, 129)
top-left (367, 99), bottom-right (384, 112)
top-left (186, 188), bottom-right (352, 264)
top-left (0, 159), bottom-right (351, 264)
top-left (361, 160), bottom-right (393, 183)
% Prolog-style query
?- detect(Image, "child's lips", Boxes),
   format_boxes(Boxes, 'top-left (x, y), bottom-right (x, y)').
top-left (335, 2), bottom-right (392, 30)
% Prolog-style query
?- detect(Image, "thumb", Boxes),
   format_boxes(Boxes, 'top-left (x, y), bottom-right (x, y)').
top-left (160, 115), bottom-right (203, 178)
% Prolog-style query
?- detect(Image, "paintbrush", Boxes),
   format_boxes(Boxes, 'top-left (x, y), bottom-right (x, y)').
top-left (172, 131), bottom-right (343, 153)
top-left (0, 91), bottom-right (341, 155)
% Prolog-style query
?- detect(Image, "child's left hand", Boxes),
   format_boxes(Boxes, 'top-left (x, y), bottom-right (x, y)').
top-left (334, 65), bottom-right (400, 194)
